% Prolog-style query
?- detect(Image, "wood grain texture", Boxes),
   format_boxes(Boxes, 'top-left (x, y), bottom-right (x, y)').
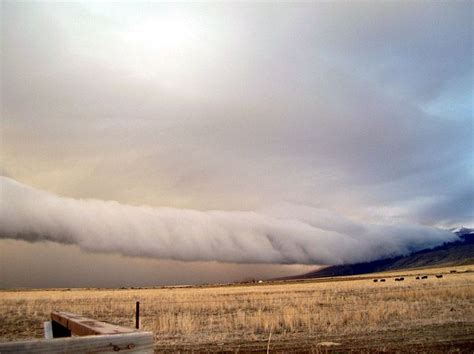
top-left (51, 311), bottom-right (137, 336)
top-left (0, 331), bottom-right (154, 353)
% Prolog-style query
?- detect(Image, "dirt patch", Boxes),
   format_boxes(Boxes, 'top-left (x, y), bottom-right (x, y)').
top-left (154, 323), bottom-right (474, 353)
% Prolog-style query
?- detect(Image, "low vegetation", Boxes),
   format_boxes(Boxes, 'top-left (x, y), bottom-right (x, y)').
top-left (1, 265), bottom-right (473, 351)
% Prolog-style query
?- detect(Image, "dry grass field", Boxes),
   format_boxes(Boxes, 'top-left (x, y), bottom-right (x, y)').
top-left (1, 265), bottom-right (474, 352)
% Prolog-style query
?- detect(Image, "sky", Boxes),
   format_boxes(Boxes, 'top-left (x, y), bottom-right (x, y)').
top-left (1, 1), bottom-right (473, 288)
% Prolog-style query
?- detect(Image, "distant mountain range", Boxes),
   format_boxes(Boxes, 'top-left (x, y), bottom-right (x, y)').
top-left (288, 227), bottom-right (474, 279)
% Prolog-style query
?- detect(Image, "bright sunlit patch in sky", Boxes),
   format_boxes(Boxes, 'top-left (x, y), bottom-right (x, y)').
top-left (61, 4), bottom-right (222, 94)
top-left (120, 12), bottom-right (214, 91)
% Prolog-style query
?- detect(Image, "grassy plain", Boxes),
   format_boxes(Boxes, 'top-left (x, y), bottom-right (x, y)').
top-left (1, 265), bottom-right (473, 352)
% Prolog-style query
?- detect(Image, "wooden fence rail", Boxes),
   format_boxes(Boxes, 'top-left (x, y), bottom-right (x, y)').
top-left (51, 311), bottom-right (141, 337)
top-left (0, 311), bottom-right (154, 353)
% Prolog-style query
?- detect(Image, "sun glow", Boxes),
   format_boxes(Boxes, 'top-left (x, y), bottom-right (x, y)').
top-left (127, 13), bottom-right (204, 55)
top-left (117, 11), bottom-right (218, 91)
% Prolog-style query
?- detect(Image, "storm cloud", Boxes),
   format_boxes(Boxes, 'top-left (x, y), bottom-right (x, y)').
top-left (2, 1), bottom-right (472, 229)
top-left (0, 2), bottom-right (472, 285)
top-left (0, 177), bottom-right (456, 265)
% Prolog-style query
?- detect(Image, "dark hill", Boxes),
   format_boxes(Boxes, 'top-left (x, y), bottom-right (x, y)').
top-left (290, 227), bottom-right (474, 279)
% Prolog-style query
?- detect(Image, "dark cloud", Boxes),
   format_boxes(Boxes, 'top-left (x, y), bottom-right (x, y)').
top-left (0, 2), bottom-right (472, 286)
top-left (0, 177), bottom-right (457, 265)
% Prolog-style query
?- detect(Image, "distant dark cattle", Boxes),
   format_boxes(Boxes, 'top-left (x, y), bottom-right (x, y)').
top-left (380, 279), bottom-right (386, 282)
top-left (436, 274), bottom-right (443, 278)
top-left (373, 279), bottom-right (378, 282)
top-left (450, 270), bottom-right (457, 273)
top-left (416, 276), bottom-right (420, 280)
top-left (421, 275), bottom-right (428, 279)
top-left (395, 277), bottom-right (404, 281)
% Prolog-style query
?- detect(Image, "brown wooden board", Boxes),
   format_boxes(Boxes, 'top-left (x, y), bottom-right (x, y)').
top-left (0, 332), bottom-right (154, 353)
top-left (51, 311), bottom-right (137, 336)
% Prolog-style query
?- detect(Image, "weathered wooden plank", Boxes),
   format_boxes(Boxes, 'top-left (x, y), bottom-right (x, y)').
top-left (0, 331), bottom-right (154, 353)
top-left (51, 312), bottom-right (68, 328)
top-left (51, 311), bottom-right (136, 336)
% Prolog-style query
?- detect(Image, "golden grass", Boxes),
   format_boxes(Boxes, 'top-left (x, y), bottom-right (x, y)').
top-left (1, 265), bottom-right (473, 348)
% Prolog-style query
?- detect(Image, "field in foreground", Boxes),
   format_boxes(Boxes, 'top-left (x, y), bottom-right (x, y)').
top-left (1, 265), bottom-right (474, 352)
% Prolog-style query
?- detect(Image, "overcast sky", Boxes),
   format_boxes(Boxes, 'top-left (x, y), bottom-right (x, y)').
top-left (1, 1), bottom-right (472, 287)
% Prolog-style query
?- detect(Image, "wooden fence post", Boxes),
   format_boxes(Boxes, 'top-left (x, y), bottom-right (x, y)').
top-left (136, 301), bottom-right (140, 329)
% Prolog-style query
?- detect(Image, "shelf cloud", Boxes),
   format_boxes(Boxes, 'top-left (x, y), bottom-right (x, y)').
top-left (1, 2), bottom-right (472, 286)
top-left (1, 177), bottom-right (456, 265)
